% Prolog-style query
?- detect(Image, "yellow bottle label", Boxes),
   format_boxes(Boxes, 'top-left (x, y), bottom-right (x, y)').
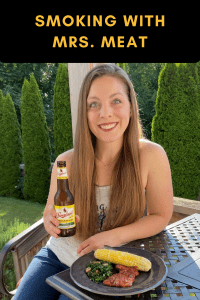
top-left (54, 204), bottom-right (75, 229)
top-left (57, 167), bottom-right (68, 179)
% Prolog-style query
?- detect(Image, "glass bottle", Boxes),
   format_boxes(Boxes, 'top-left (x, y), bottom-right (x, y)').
top-left (54, 161), bottom-right (76, 237)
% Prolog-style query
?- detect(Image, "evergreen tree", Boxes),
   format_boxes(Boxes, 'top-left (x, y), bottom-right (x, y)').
top-left (127, 63), bottom-right (164, 139)
top-left (0, 92), bottom-right (22, 197)
top-left (197, 61), bottom-right (200, 83)
top-left (53, 63), bottom-right (73, 158)
top-left (0, 90), bottom-right (3, 121)
top-left (152, 63), bottom-right (200, 200)
top-left (151, 63), bottom-right (179, 144)
top-left (187, 63), bottom-right (200, 108)
top-left (0, 90), bottom-right (5, 194)
top-left (0, 62), bottom-right (59, 162)
top-left (117, 63), bottom-right (129, 72)
top-left (151, 63), bottom-right (181, 196)
top-left (187, 63), bottom-right (199, 83)
top-left (178, 64), bottom-right (200, 199)
top-left (21, 74), bottom-right (51, 203)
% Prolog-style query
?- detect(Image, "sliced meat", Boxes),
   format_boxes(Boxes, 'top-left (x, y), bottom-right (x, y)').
top-left (118, 269), bottom-right (137, 279)
top-left (115, 265), bottom-right (139, 274)
top-left (103, 273), bottom-right (134, 287)
top-left (115, 264), bottom-right (129, 271)
top-left (103, 265), bottom-right (139, 287)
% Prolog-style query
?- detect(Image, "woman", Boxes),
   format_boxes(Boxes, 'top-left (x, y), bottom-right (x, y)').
top-left (14, 64), bottom-right (173, 299)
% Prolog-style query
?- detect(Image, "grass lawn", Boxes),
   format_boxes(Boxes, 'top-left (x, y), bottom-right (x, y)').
top-left (0, 197), bottom-right (45, 300)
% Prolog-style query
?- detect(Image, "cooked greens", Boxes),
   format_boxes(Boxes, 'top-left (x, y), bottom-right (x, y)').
top-left (85, 260), bottom-right (113, 283)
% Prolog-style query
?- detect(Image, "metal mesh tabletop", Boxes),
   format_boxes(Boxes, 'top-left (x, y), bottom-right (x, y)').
top-left (46, 213), bottom-right (200, 300)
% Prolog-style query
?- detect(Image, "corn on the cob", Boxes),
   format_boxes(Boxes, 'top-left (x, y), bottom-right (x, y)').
top-left (94, 249), bottom-right (151, 272)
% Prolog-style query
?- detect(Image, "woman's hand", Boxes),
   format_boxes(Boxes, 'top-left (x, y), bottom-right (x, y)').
top-left (44, 204), bottom-right (80, 238)
top-left (77, 230), bottom-right (121, 256)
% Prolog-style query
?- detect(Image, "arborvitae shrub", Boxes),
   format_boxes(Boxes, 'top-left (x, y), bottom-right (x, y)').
top-left (0, 92), bottom-right (22, 197)
top-left (53, 63), bottom-right (73, 158)
top-left (152, 63), bottom-right (200, 200)
top-left (21, 74), bottom-right (51, 203)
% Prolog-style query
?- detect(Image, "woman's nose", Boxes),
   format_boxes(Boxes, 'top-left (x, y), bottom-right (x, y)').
top-left (99, 104), bottom-right (113, 118)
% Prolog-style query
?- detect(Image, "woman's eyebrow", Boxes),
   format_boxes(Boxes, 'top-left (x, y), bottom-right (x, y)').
top-left (87, 92), bottom-right (123, 101)
top-left (87, 96), bottom-right (100, 101)
top-left (109, 92), bottom-right (123, 98)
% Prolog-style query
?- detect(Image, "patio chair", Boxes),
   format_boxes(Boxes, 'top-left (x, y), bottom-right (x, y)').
top-left (0, 217), bottom-right (50, 298)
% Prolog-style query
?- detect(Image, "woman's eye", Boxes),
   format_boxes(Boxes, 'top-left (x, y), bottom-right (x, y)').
top-left (89, 102), bottom-right (98, 108)
top-left (113, 99), bottom-right (121, 104)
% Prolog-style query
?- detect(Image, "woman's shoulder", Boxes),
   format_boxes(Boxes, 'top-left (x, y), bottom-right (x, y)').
top-left (57, 148), bottom-right (74, 160)
top-left (139, 139), bottom-right (170, 171)
top-left (139, 138), bottom-right (165, 153)
top-left (55, 149), bottom-right (74, 176)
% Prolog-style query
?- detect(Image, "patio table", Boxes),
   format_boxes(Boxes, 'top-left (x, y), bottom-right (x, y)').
top-left (46, 213), bottom-right (200, 299)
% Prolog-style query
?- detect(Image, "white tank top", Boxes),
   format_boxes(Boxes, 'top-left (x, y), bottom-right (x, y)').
top-left (45, 185), bottom-right (111, 267)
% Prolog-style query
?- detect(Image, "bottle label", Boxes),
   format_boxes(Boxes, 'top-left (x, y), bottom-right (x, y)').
top-left (54, 204), bottom-right (76, 229)
top-left (57, 167), bottom-right (68, 179)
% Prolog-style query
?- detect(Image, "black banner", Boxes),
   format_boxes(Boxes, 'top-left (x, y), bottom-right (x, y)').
top-left (0, 11), bottom-right (199, 63)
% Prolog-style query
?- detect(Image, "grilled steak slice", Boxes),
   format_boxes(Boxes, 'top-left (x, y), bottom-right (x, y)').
top-left (115, 264), bottom-right (139, 275)
top-left (103, 265), bottom-right (139, 287)
top-left (103, 273), bottom-right (134, 287)
top-left (118, 269), bottom-right (137, 279)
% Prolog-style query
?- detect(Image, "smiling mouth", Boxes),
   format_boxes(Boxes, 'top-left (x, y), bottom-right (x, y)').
top-left (98, 122), bottom-right (118, 131)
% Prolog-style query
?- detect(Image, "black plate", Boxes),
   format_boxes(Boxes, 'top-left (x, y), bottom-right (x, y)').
top-left (70, 246), bottom-right (168, 296)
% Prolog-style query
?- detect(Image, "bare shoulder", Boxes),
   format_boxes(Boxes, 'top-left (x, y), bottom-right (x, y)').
top-left (55, 149), bottom-right (74, 177)
top-left (138, 139), bottom-right (168, 189)
top-left (139, 138), bottom-right (172, 186)
top-left (139, 138), bottom-right (164, 152)
top-left (57, 148), bottom-right (74, 161)
top-left (139, 139), bottom-right (171, 176)
top-left (139, 139), bottom-right (167, 160)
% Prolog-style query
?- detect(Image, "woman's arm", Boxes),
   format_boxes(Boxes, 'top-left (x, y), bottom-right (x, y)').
top-left (114, 142), bottom-right (174, 244)
top-left (77, 142), bottom-right (173, 255)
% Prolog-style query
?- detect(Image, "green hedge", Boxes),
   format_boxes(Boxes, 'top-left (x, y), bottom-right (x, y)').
top-left (152, 63), bottom-right (200, 200)
top-left (21, 74), bottom-right (51, 204)
top-left (0, 91), bottom-right (22, 198)
top-left (53, 63), bottom-right (73, 158)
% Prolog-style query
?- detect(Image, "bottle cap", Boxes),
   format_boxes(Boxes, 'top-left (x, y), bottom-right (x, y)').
top-left (57, 161), bottom-right (66, 167)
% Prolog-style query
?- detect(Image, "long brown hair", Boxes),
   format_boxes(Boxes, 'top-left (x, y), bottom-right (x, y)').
top-left (69, 64), bottom-right (146, 241)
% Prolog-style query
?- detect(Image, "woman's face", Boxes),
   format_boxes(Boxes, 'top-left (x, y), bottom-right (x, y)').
top-left (87, 75), bottom-right (131, 145)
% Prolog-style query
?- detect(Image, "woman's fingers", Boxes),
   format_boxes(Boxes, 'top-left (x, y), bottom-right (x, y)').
top-left (50, 222), bottom-right (60, 237)
top-left (45, 204), bottom-right (60, 237)
top-left (75, 215), bottom-right (80, 223)
top-left (49, 204), bottom-right (56, 217)
top-left (49, 213), bottom-right (60, 227)
top-left (46, 205), bottom-right (80, 238)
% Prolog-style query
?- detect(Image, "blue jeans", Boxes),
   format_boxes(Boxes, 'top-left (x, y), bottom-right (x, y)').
top-left (13, 247), bottom-right (70, 300)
